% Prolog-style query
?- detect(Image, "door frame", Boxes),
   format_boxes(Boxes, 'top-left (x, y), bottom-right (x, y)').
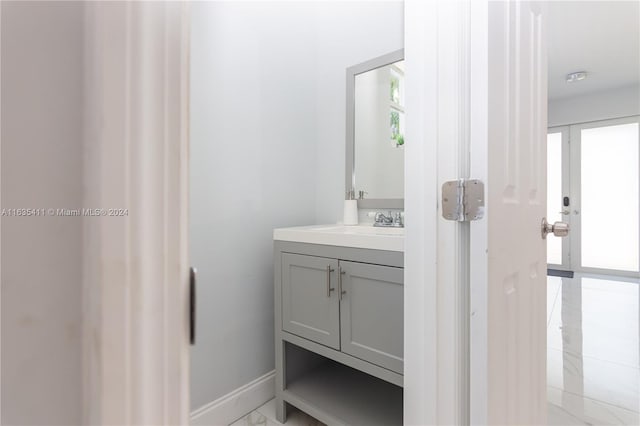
top-left (78, 1), bottom-right (470, 424)
top-left (78, 0), bottom-right (553, 424)
top-left (81, 2), bottom-right (191, 424)
top-left (405, 0), bottom-right (479, 423)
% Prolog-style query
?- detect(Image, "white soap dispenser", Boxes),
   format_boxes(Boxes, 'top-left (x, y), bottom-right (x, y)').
top-left (343, 189), bottom-right (358, 225)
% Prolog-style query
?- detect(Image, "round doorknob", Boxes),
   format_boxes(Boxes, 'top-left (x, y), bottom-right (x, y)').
top-left (552, 221), bottom-right (569, 237)
top-left (541, 218), bottom-right (570, 239)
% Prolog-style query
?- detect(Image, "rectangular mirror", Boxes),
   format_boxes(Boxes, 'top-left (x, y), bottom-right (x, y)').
top-left (346, 49), bottom-right (404, 209)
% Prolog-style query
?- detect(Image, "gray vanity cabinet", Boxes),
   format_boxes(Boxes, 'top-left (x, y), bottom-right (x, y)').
top-left (281, 253), bottom-right (340, 349)
top-left (281, 253), bottom-right (404, 371)
top-left (339, 261), bottom-right (403, 374)
top-left (274, 241), bottom-right (404, 425)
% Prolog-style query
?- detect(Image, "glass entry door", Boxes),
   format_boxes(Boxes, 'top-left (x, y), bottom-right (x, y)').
top-left (547, 127), bottom-right (571, 268)
top-left (547, 116), bottom-right (640, 275)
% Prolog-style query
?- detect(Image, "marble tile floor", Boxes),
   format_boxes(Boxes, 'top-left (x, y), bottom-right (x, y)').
top-left (229, 399), bottom-right (324, 426)
top-left (547, 273), bottom-right (640, 425)
top-left (232, 273), bottom-right (639, 426)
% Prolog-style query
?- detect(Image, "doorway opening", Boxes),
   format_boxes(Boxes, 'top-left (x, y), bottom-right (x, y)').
top-left (545, 118), bottom-right (640, 425)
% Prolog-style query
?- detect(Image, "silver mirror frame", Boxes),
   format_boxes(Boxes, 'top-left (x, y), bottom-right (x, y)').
top-left (346, 49), bottom-right (405, 209)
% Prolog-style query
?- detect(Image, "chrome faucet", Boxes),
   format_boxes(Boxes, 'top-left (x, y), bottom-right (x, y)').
top-left (373, 211), bottom-right (404, 228)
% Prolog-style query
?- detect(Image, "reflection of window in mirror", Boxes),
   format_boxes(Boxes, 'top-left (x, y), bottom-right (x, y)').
top-left (390, 61), bottom-right (404, 147)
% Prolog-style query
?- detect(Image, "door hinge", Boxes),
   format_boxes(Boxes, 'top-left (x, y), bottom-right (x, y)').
top-left (442, 179), bottom-right (485, 222)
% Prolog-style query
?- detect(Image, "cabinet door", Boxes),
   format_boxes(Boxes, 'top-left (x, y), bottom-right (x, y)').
top-left (281, 253), bottom-right (340, 349)
top-left (339, 261), bottom-right (403, 373)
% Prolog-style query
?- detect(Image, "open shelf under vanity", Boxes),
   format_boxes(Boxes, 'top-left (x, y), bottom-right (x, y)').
top-left (282, 342), bottom-right (403, 426)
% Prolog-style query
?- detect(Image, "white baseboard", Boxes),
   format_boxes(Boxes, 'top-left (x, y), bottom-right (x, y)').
top-left (190, 370), bottom-right (276, 426)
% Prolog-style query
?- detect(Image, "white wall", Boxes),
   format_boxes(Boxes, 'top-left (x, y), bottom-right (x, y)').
top-left (190, 0), bottom-right (403, 414)
top-left (1, 2), bottom-right (84, 424)
top-left (312, 3), bottom-right (404, 223)
top-left (190, 2), bottom-right (318, 411)
top-left (548, 84), bottom-right (640, 127)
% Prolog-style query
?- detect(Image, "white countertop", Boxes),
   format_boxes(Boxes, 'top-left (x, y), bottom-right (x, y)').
top-left (273, 224), bottom-right (404, 252)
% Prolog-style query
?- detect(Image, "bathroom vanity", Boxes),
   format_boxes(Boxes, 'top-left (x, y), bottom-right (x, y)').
top-left (273, 225), bottom-right (404, 425)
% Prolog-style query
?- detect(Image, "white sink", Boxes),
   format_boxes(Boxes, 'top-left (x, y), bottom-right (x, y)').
top-left (273, 224), bottom-right (404, 252)
top-left (308, 225), bottom-right (404, 236)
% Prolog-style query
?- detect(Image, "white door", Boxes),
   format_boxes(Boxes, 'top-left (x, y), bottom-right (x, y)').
top-left (470, 1), bottom-right (562, 424)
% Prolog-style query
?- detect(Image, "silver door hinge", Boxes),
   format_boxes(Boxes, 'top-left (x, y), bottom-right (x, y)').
top-left (442, 179), bottom-right (485, 222)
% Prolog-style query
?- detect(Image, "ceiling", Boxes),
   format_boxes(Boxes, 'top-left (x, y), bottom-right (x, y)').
top-left (547, 1), bottom-right (640, 101)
